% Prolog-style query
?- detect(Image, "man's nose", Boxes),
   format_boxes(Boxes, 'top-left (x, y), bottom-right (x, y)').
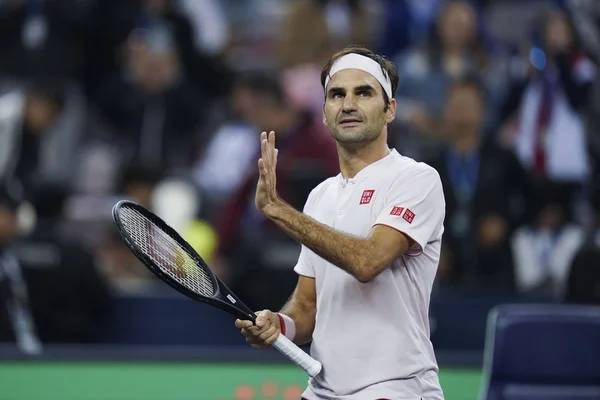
top-left (342, 95), bottom-right (358, 112)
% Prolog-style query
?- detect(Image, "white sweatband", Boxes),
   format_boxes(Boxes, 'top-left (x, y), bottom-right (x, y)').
top-left (324, 53), bottom-right (393, 99)
top-left (277, 313), bottom-right (296, 341)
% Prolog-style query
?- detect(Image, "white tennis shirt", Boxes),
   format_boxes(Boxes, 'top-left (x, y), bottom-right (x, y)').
top-left (294, 149), bottom-right (445, 400)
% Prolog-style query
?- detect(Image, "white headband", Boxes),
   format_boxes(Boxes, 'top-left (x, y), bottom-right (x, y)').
top-left (324, 53), bottom-right (393, 99)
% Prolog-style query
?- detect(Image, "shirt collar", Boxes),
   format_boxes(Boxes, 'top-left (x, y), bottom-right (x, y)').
top-left (338, 148), bottom-right (398, 186)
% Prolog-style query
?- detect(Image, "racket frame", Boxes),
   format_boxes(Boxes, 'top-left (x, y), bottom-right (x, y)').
top-left (112, 200), bottom-right (256, 322)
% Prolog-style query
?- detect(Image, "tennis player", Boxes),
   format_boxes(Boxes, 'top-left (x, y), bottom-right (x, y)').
top-left (235, 46), bottom-right (446, 400)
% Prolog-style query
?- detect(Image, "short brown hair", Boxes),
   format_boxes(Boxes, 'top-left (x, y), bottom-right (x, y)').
top-left (320, 45), bottom-right (399, 108)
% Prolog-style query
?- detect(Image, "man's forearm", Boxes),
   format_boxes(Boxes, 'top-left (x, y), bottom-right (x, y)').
top-left (263, 199), bottom-right (377, 282)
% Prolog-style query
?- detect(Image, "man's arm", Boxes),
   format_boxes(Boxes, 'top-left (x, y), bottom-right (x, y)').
top-left (254, 131), bottom-right (412, 283)
top-left (264, 200), bottom-right (411, 283)
top-left (279, 275), bottom-right (317, 345)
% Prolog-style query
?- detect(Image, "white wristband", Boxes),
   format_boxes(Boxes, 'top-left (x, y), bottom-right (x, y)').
top-left (277, 313), bottom-right (296, 341)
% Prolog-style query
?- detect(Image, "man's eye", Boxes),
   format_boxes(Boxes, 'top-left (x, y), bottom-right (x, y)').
top-left (332, 93), bottom-right (343, 99)
top-left (358, 91), bottom-right (371, 97)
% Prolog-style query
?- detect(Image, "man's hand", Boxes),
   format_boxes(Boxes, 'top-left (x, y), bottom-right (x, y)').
top-left (255, 131), bottom-right (279, 213)
top-left (235, 310), bottom-right (281, 349)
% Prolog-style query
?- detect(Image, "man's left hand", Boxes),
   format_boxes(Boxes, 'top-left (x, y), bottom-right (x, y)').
top-left (255, 131), bottom-right (279, 213)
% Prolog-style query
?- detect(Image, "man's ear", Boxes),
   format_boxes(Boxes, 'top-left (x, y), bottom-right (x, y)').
top-left (386, 98), bottom-right (396, 124)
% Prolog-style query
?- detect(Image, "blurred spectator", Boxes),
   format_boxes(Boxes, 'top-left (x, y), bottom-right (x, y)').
top-left (152, 178), bottom-right (218, 267)
top-left (565, 0), bottom-right (600, 61)
top-left (1, 180), bottom-right (112, 346)
top-left (213, 72), bottom-right (339, 310)
top-left (0, 181), bottom-right (41, 354)
top-left (394, 0), bottom-right (505, 139)
top-left (586, 70), bottom-right (600, 188)
top-left (426, 76), bottom-right (530, 290)
top-left (132, 0), bottom-right (231, 99)
top-left (276, 0), bottom-right (377, 115)
top-left (99, 230), bottom-right (157, 293)
top-left (0, 79), bottom-right (84, 196)
top-left (101, 164), bottom-right (219, 290)
top-left (0, 0), bottom-right (93, 81)
top-left (177, 0), bottom-right (229, 56)
top-left (564, 186), bottom-right (600, 305)
top-left (500, 8), bottom-right (596, 185)
top-left (193, 72), bottom-right (284, 206)
top-left (118, 162), bottom-right (162, 210)
top-left (94, 25), bottom-right (206, 171)
top-left (276, 0), bottom-right (376, 68)
top-left (85, 0), bottom-right (229, 99)
top-left (512, 180), bottom-right (584, 299)
top-left (98, 163), bottom-right (162, 292)
top-left (377, 0), bottom-right (442, 58)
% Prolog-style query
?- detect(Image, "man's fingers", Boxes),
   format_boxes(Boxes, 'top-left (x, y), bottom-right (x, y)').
top-left (240, 327), bottom-right (258, 337)
top-left (259, 326), bottom-right (277, 342)
top-left (246, 337), bottom-right (264, 348)
top-left (268, 131), bottom-right (276, 164)
top-left (240, 310), bottom-right (275, 349)
top-left (242, 326), bottom-right (270, 339)
top-left (264, 330), bottom-right (280, 346)
top-left (269, 131), bottom-right (275, 147)
top-left (255, 310), bottom-right (271, 328)
top-left (258, 131), bottom-right (277, 172)
top-left (235, 319), bottom-right (253, 329)
top-left (246, 325), bottom-right (264, 336)
top-left (261, 136), bottom-right (268, 160)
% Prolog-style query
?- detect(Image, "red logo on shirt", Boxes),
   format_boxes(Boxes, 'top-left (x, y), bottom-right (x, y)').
top-left (403, 208), bottom-right (415, 224)
top-left (360, 190), bottom-right (374, 205)
top-left (390, 206), bottom-right (404, 216)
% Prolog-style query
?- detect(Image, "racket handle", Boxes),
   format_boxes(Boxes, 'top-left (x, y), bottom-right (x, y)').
top-left (272, 335), bottom-right (322, 378)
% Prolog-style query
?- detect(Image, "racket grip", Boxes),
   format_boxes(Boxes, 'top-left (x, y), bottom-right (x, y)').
top-left (272, 335), bottom-right (322, 378)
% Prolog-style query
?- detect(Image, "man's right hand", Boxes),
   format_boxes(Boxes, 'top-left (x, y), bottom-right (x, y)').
top-left (235, 309), bottom-right (281, 349)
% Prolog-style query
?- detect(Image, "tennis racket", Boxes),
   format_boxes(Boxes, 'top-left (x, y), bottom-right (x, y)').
top-left (111, 200), bottom-right (322, 377)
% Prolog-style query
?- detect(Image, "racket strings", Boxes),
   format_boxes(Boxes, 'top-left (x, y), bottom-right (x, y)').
top-left (118, 207), bottom-right (216, 297)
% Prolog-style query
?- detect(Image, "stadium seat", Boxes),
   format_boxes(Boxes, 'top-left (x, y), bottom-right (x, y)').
top-left (480, 304), bottom-right (600, 400)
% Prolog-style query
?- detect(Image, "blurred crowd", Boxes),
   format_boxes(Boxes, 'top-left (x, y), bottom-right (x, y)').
top-left (1, 0), bottom-right (600, 347)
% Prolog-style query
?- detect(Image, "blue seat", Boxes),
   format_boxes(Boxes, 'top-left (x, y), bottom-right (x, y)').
top-left (480, 304), bottom-right (600, 400)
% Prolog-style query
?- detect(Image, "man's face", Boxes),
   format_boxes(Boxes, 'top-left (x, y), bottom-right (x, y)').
top-left (323, 69), bottom-right (395, 146)
top-left (439, 2), bottom-right (476, 50)
top-left (231, 86), bottom-right (270, 129)
top-left (443, 85), bottom-right (483, 137)
top-left (128, 43), bottom-right (179, 93)
top-left (124, 182), bottom-right (154, 209)
top-left (545, 11), bottom-right (573, 53)
top-left (25, 95), bottom-right (61, 133)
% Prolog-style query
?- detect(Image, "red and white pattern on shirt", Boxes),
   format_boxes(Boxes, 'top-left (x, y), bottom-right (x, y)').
top-left (403, 208), bottom-right (415, 224)
top-left (360, 190), bottom-right (374, 205)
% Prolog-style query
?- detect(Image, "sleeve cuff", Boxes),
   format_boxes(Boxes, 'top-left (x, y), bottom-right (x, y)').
top-left (373, 221), bottom-right (425, 256)
top-left (293, 263), bottom-right (315, 277)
